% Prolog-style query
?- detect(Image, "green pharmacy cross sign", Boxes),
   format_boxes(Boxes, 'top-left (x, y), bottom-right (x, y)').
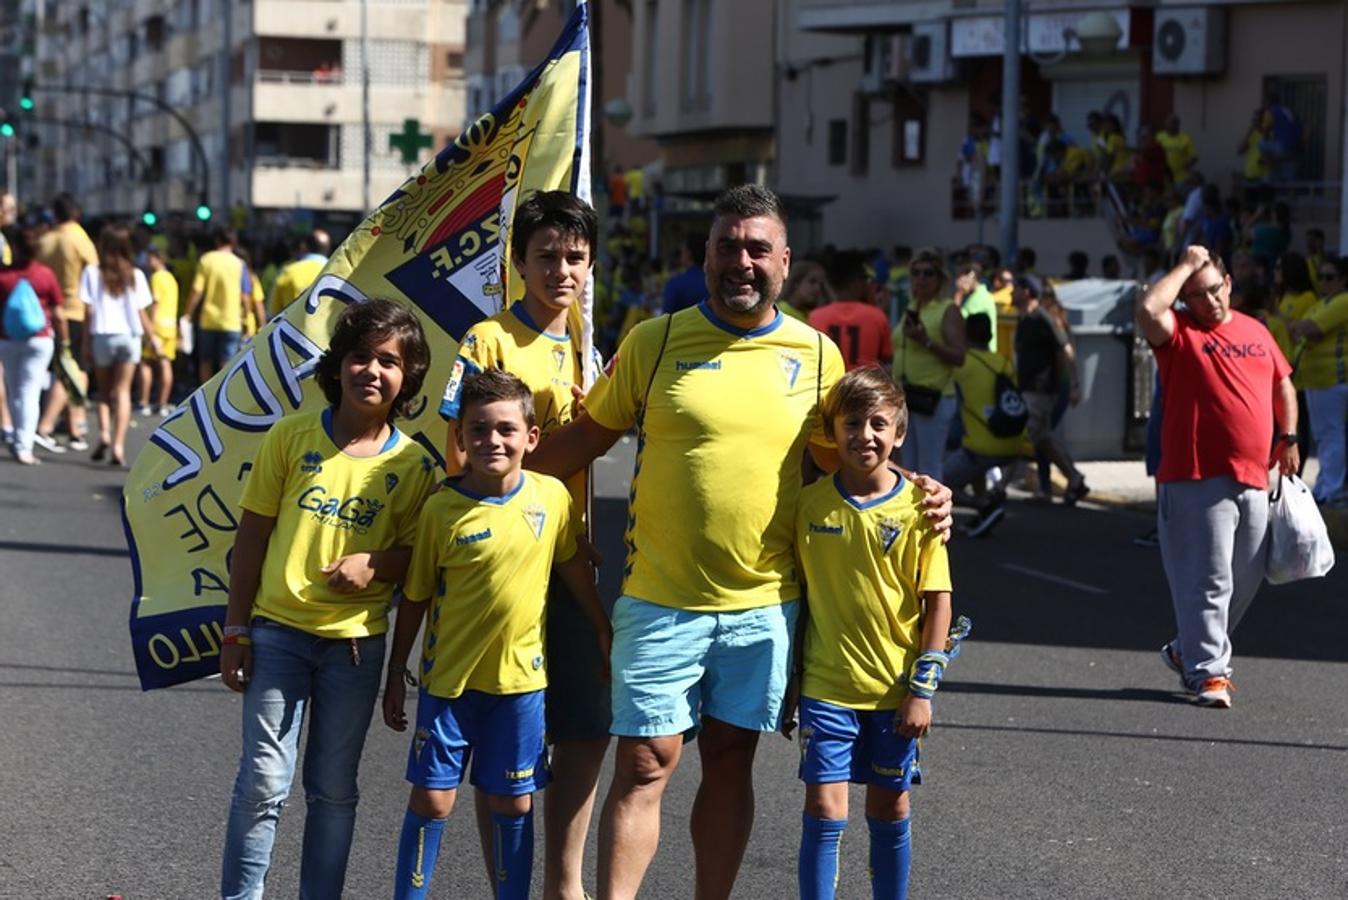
top-left (390, 118), bottom-right (433, 164)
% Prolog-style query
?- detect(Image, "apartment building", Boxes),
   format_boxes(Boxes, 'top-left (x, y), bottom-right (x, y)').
top-left (26, 0), bottom-right (465, 231)
top-left (626, 0), bottom-right (1348, 269)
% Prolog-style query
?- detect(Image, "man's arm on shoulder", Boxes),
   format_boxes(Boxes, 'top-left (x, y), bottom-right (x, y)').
top-left (528, 412), bottom-right (624, 481)
top-left (1137, 245), bottom-right (1209, 346)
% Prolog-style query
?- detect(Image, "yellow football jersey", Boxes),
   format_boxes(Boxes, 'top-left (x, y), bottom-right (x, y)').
top-left (404, 473), bottom-right (577, 698)
top-left (586, 302), bottom-right (845, 613)
top-left (954, 349), bottom-right (1024, 457)
top-left (796, 473), bottom-right (952, 710)
top-left (193, 249), bottom-right (245, 332)
top-left (239, 409), bottom-right (438, 638)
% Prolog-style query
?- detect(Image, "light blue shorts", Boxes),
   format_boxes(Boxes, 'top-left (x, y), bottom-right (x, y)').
top-left (798, 696), bottom-right (922, 792)
top-left (609, 595), bottom-right (799, 737)
top-left (406, 689), bottom-right (550, 796)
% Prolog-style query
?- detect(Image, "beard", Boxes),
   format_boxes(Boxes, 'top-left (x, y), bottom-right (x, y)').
top-left (715, 273), bottom-right (779, 316)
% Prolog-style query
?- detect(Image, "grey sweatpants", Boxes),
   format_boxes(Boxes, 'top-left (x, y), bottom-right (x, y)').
top-left (1157, 476), bottom-right (1269, 688)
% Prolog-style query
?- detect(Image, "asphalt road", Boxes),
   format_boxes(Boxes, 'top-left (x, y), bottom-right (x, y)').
top-left (1, 424), bottom-right (1345, 899)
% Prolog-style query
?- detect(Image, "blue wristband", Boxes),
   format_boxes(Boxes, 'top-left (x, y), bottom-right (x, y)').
top-left (907, 650), bottom-right (950, 699)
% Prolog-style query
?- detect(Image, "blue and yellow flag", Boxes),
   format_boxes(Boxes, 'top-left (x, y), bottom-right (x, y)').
top-left (124, 3), bottom-right (594, 690)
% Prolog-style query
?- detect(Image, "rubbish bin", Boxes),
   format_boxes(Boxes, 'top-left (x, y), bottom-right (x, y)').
top-left (1053, 279), bottom-right (1140, 461)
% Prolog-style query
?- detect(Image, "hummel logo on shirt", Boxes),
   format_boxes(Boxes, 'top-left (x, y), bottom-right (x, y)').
top-left (676, 360), bottom-right (722, 371)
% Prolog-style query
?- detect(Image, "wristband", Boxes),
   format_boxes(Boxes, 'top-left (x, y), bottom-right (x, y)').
top-left (907, 651), bottom-right (949, 699)
top-left (388, 663), bottom-right (417, 688)
top-left (223, 625), bottom-right (251, 638)
top-left (223, 633), bottom-right (252, 647)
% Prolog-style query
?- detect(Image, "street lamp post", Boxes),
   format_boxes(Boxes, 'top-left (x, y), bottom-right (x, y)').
top-left (999, 0), bottom-right (1022, 265)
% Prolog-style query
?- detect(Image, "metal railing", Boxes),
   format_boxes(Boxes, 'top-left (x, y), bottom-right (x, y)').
top-left (257, 69), bottom-right (345, 86)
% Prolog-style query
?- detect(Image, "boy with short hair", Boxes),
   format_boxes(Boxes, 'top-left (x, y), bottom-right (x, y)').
top-left (786, 366), bottom-right (963, 900)
top-left (385, 368), bottom-right (610, 900)
top-left (438, 189), bottom-right (609, 899)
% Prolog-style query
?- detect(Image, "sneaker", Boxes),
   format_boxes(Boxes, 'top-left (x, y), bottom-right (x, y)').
top-left (1159, 641), bottom-right (1184, 688)
top-left (967, 505), bottom-right (1006, 539)
top-left (1133, 528), bottom-right (1160, 548)
top-left (1064, 477), bottom-right (1091, 507)
top-left (1, 428), bottom-right (13, 446)
top-left (1195, 676), bottom-right (1234, 709)
top-left (158, 405), bottom-right (174, 417)
top-left (136, 404), bottom-right (154, 416)
top-left (32, 432), bottom-right (67, 454)
top-left (68, 436), bottom-right (89, 452)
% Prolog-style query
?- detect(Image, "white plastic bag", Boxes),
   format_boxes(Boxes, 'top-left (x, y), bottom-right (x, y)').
top-left (1265, 474), bottom-right (1335, 584)
top-left (178, 317), bottom-right (194, 356)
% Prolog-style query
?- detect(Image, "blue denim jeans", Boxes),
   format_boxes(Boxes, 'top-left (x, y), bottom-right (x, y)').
top-left (220, 618), bottom-right (386, 900)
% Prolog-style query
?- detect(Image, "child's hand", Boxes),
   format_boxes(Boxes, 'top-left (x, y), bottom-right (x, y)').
top-left (594, 617), bottom-right (613, 682)
top-left (895, 695), bottom-right (932, 739)
top-left (780, 677), bottom-right (801, 740)
top-left (912, 474), bottom-right (955, 543)
top-left (383, 674), bottom-right (408, 731)
top-left (575, 534), bottom-right (605, 569)
top-left (221, 644), bottom-right (252, 693)
top-left (322, 554), bottom-right (375, 593)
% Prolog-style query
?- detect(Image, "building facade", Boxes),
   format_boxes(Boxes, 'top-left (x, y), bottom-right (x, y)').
top-left (24, 0), bottom-right (465, 231)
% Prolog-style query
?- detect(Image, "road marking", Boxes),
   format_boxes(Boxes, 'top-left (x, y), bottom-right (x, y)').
top-left (1000, 563), bottom-right (1109, 595)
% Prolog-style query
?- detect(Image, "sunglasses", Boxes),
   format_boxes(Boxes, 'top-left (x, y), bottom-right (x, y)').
top-left (910, 268), bottom-right (939, 278)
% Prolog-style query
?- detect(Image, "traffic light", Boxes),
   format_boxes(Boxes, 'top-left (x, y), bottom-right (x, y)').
top-left (195, 202), bottom-right (212, 222)
top-left (0, 112), bottom-right (13, 138)
top-left (19, 80), bottom-right (34, 112)
top-left (141, 209), bottom-right (158, 228)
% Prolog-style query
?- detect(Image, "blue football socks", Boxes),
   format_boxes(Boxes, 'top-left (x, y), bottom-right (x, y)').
top-left (393, 809), bottom-right (446, 900)
top-left (867, 815), bottom-right (912, 900)
top-left (799, 813), bottom-right (848, 899)
top-left (491, 809), bottom-right (534, 900)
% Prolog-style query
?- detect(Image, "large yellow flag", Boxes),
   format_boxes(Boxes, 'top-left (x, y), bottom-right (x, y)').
top-left (124, 3), bottom-right (594, 689)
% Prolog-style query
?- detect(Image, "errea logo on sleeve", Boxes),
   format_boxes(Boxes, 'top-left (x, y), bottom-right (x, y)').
top-left (300, 451), bottom-right (323, 474)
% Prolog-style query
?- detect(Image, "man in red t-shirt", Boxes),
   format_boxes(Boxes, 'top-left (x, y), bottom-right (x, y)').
top-left (807, 250), bottom-right (892, 370)
top-left (1136, 244), bottom-right (1298, 709)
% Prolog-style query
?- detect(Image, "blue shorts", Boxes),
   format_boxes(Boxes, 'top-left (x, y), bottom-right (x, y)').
top-left (406, 689), bottom-right (550, 796)
top-left (798, 697), bottom-right (922, 792)
top-left (197, 328), bottom-right (242, 368)
top-left (609, 595), bottom-right (798, 737)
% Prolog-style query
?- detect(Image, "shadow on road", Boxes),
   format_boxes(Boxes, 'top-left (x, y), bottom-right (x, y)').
top-left (943, 720), bottom-right (1348, 754)
top-left (943, 680), bottom-right (1182, 705)
top-left (0, 539), bottom-right (129, 557)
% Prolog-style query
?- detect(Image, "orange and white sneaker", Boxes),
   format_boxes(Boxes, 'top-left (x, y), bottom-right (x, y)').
top-left (1195, 677), bottom-right (1234, 709)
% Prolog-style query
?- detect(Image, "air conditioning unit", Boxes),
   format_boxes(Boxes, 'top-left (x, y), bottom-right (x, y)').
top-left (859, 34), bottom-right (901, 95)
top-left (907, 21), bottom-right (954, 84)
top-left (1152, 7), bottom-right (1227, 76)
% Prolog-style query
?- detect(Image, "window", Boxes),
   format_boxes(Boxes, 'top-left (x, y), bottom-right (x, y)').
top-left (827, 119), bottom-right (847, 167)
top-left (641, 0), bottom-right (658, 116)
top-left (1263, 74), bottom-right (1327, 180)
top-left (680, 0), bottom-right (710, 111)
top-left (892, 92), bottom-right (926, 167)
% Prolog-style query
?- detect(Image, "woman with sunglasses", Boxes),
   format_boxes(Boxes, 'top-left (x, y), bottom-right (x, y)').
top-left (1288, 255), bottom-right (1348, 505)
top-left (891, 248), bottom-right (967, 480)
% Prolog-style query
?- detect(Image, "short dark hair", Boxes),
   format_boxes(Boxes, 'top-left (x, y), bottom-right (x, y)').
top-left (1016, 247), bottom-right (1037, 270)
top-left (458, 368), bottom-right (536, 428)
top-left (826, 250), bottom-right (870, 292)
top-left (820, 366), bottom-right (908, 442)
top-left (510, 190), bottom-right (598, 262)
top-left (315, 299), bottom-right (430, 421)
top-left (713, 184), bottom-right (787, 228)
top-left (965, 312), bottom-right (993, 345)
top-left (51, 193), bottom-right (78, 223)
top-left (212, 226), bottom-right (237, 247)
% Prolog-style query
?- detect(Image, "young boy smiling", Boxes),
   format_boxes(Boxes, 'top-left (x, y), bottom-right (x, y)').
top-left (385, 369), bottom-right (610, 900)
top-left (438, 190), bottom-right (609, 899)
top-left (786, 366), bottom-right (957, 900)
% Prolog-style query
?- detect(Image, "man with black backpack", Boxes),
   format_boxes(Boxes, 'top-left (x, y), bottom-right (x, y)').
top-left (945, 312), bottom-right (1026, 536)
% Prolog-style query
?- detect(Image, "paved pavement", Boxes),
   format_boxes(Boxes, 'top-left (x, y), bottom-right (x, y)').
top-left (1, 421), bottom-right (1346, 898)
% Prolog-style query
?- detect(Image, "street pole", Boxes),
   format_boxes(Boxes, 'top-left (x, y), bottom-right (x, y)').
top-left (1000, 0), bottom-right (1021, 263)
top-left (361, 0), bottom-right (371, 213)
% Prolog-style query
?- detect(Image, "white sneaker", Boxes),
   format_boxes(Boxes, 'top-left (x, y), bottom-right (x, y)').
top-left (1195, 677), bottom-right (1234, 709)
top-left (69, 436), bottom-right (89, 452)
top-left (32, 432), bottom-right (66, 454)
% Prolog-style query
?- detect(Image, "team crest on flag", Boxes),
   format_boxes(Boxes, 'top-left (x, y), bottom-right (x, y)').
top-left (878, 517), bottom-right (902, 553)
top-left (122, 2), bottom-right (596, 690)
top-left (523, 503), bottom-right (548, 539)
top-left (778, 350), bottom-right (802, 389)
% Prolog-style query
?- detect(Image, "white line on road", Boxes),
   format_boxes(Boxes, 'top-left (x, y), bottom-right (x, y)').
top-left (1000, 563), bottom-right (1109, 595)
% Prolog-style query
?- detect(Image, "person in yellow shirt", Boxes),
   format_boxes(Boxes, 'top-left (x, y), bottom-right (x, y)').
top-left (785, 365), bottom-right (960, 900)
top-left (183, 227), bottom-right (261, 382)
top-left (382, 369), bottom-right (608, 900)
top-left (136, 247), bottom-right (180, 416)
top-left (1239, 108), bottom-right (1273, 196)
top-left (217, 299), bottom-right (438, 899)
top-left (527, 185), bottom-right (954, 898)
top-left (436, 191), bottom-right (608, 899)
top-left (1288, 257), bottom-right (1348, 504)
top-left (268, 230), bottom-right (331, 317)
top-left (1156, 115), bottom-right (1197, 184)
top-left (35, 193), bottom-right (97, 452)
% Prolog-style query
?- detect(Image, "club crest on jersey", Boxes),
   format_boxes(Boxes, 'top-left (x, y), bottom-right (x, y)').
top-left (300, 450), bottom-right (323, 474)
top-left (385, 473), bottom-right (400, 494)
top-left (523, 503), bottom-right (547, 539)
top-left (778, 350), bottom-right (803, 389)
top-left (878, 517), bottom-right (902, 552)
top-left (553, 345), bottom-right (568, 372)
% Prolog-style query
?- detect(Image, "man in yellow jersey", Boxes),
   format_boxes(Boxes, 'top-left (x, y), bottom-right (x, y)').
top-left (136, 246), bottom-right (180, 416)
top-left (530, 185), bottom-right (953, 900)
top-left (183, 227), bottom-right (254, 383)
top-left (1156, 115), bottom-right (1197, 184)
top-left (268, 230), bottom-right (331, 317)
top-left (34, 193), bottom-right (97, 452)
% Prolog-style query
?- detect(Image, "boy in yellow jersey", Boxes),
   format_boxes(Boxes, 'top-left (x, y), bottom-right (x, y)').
top-left (218, 299), bottom-right (439, 900)
top-left (786, 366), bottom-right (964, 900)
top-left (136, 247), bottom-right (179, 416)
top-left (384, 369), bottom-right (610, 900)
top-left (438, 190), bottom-right (608, 899)
top-left (945, 313), bottom-right (1025, 537)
